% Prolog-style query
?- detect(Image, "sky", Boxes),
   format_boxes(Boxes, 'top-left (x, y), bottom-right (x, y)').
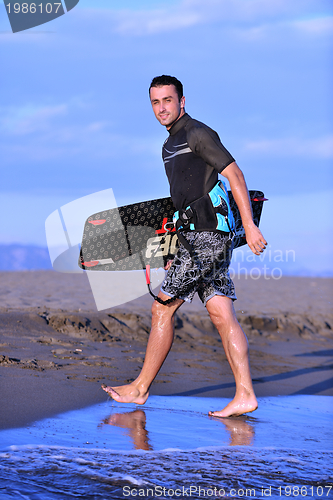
top-left (0, 0), bottom-right (332, 276)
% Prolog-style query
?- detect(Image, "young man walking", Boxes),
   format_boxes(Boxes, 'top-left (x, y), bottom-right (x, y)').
top-left (102, 75), bottom-right (266, 417)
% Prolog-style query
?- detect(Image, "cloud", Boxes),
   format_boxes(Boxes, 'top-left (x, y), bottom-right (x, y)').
top-left (112, 8), bottom-right (200, 35)
top-left (0, 103), bottom-right (68, 135)
top-left (0, 95), bottom-right (94, 137)
top-left (292, 16), bottom-right (333, 35)
top-left (2, 0), bottom-right (330, 45)
top-left (236, 15), bottom-right (333, 41)
top-left (97, 0), bottom-right (333, 37)
top-left (0, 101), bottom-right (161, 163)
top-left (245, 134), bottom-right (333, 159)
top-left (86, 121), bottom-right (109, 132)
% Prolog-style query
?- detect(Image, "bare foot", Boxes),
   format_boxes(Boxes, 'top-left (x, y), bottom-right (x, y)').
top-left (208, 395), bottom-right (258, 418)
top-left (101, 383), bottom-right (149, 405)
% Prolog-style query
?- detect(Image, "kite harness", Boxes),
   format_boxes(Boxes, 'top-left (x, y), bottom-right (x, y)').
top-left (145, 180), bottom-right (235, 305)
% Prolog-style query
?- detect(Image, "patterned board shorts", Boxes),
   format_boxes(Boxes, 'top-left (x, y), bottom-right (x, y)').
top-left (161, 231), bottom-right (237, 306)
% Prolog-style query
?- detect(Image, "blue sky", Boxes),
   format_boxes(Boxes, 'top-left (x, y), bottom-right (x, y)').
top-left (0, 0), bottom-right (332, 275)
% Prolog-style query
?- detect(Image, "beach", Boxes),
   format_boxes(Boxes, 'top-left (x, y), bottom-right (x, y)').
top-left (0, 271), bottom-right (332, 499)
top-left (0, 271), bottom-right (332, 429)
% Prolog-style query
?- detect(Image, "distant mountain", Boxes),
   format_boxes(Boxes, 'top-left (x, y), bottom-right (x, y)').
top-left (0, 244), bottom-right (331, 276)
top-left (0, 245), bottom-right (52, 271)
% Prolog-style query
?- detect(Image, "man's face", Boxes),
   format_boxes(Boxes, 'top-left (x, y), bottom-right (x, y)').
top-left (150, 84), bottom-right (185, 129)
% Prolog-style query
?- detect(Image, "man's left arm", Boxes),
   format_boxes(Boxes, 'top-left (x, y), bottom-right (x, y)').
top-left (221, 161), bottom-right (267, 255)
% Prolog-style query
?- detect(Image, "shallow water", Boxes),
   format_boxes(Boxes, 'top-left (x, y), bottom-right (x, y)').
top-left (0, 396), bottom-right (332, 499)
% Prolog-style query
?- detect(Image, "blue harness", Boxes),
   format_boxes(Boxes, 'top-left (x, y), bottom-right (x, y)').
top-left (174, 180), bottom-right (235, 234)
top-left (146, 181), bottom-right (235, 304)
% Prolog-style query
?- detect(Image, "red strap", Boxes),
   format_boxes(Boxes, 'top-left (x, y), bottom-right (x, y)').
top-left (81, 260), bottom-right (99, 267)
top-left (146, 265), bottom-right (151, 285)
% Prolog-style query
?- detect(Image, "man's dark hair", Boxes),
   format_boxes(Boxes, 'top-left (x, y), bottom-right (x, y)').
top-left (149, 75), bottom-right (183, 102)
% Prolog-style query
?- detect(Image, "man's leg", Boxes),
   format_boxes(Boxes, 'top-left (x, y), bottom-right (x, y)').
top-left (206, 294), bottom-right (258, 417)
top-left (102, 292), bottom-right (183, 404)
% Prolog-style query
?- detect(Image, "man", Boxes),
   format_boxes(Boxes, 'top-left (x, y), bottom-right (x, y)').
top-left (102, 75), bottom-right (267, 417)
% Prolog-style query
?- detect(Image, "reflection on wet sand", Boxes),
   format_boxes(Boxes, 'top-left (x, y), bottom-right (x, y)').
top-left (100, 410), bottom-right (152, 451)
top-left (101, 409), bottom-right (255, 449)
top-left (209, 415), bottom-right (255, 446)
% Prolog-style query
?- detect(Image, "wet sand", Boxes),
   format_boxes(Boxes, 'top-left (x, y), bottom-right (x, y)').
top-left (0, 271), bottom-right (332, 430)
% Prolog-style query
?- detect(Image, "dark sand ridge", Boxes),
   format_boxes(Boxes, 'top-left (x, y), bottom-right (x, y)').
top-left (0, 271), bottom-right (332, 430)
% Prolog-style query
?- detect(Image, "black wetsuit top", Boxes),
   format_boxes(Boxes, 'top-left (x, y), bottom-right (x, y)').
top-left (162, 113), bottom-right (235, 211)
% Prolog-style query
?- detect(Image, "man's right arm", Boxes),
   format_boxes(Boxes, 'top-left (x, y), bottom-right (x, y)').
top-left (187, 124), bottom-right (266, 255)
top-left (221, 161), bottom-right (267, 255)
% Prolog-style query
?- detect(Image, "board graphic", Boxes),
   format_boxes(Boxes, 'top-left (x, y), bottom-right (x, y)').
top-left (79, 191), bottom-right (267, 272)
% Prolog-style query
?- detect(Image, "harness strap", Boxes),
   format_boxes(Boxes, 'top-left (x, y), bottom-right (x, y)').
top-left (175, 217), bottom-right (195, 256)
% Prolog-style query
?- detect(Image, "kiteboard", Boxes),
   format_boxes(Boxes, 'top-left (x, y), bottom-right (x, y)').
top-left (78, 191), bottom-right (267, 271)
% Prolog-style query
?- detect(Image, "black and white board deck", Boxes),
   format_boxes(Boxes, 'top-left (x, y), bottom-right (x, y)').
top-left (78, 191), bottom-right (267, 271)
